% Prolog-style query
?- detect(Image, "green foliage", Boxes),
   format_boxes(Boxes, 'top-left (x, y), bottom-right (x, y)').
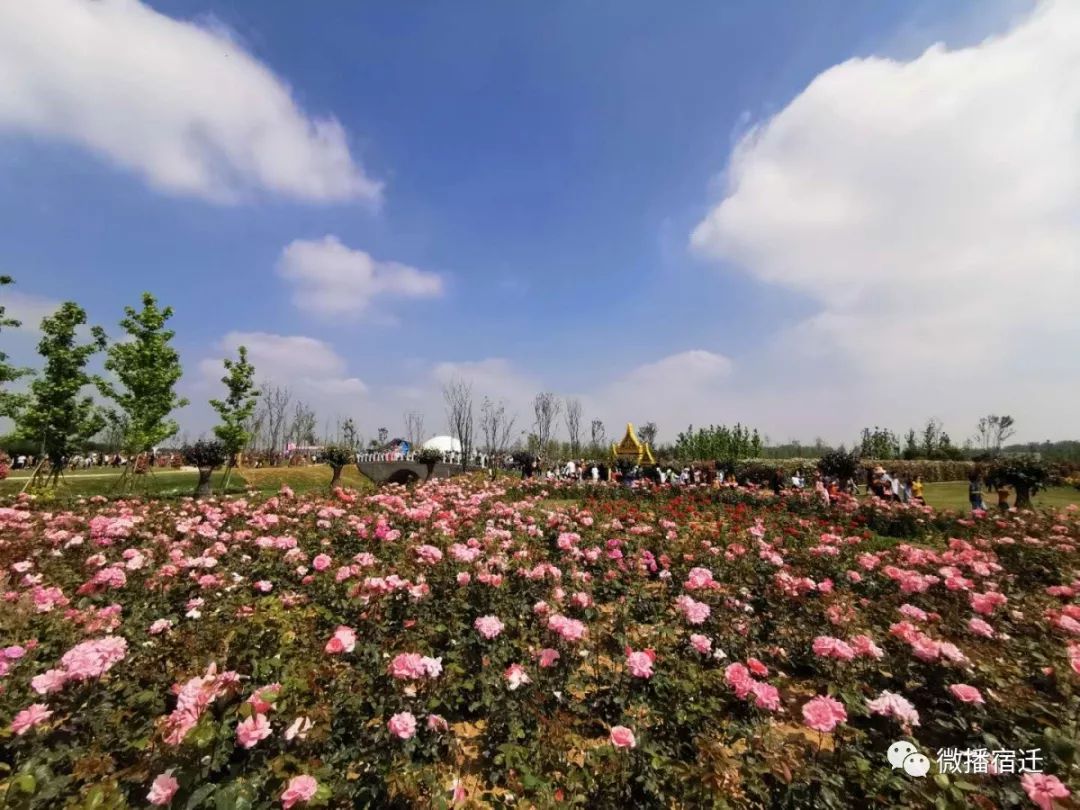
top-left (16, 302), bottom-right (107, 469)
top-left (985, 455), bottom-right (1053, 506)
top-left (0, 276), bottom-right (32, 418)
top-left (858, 426), bottom-right (900, 459)
top-left (675, 423), bottom-right (762, 462)
top-left (182, 439), bottom-right (228, 470)
top-left (96, 293), bottom-right (188, 453)
top-left (416, 447), bottom-right (443, 464)
top-left (321, 444), bottom-right (355, 470)
top-left (817, 448), bottom-right (860, 481)
top-left (210, 345), bottom-right (259, 463)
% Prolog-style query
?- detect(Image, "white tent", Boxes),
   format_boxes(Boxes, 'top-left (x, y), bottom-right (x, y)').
top-left (421, 435), bottom-right (462, 453)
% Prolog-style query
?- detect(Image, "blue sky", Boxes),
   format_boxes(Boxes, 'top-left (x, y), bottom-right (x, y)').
top-left (2, 0), bottom-right (1075, 446)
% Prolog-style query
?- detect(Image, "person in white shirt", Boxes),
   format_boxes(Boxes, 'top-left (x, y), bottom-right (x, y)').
top-left (590, 465), bottom-right (599, 482)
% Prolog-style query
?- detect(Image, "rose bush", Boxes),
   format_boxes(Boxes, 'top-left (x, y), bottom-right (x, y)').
top-left (0, 479), bottom-right (1077, 808)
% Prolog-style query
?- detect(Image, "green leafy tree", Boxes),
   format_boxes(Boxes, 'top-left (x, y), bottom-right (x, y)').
top-left (817, 448), bottom-right (860, 481)
top-left (96, 293), bottom-right (188, 461)
top-left (985, 456), bottom-right (1053, 509)
top-left (321, 444), bottom-right (355, 488)
top-left (182, 440), bottom-right (227, 498)
top-left (0, 276), bottom-right (32, 418)
top-left (210, 345), bottom-right (259, 489)
top-left (17, 302), bottom-right (107, 484)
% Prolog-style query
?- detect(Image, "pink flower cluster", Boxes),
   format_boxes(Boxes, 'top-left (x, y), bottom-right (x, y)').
top-left (802, 695), bottom-right (847, 733)
top-left (388, 652), bottom-right (442, 680)
top-left (547, 614), bottom-right (587, 643)
top-left (474, 614), bottom-right (505, 639)
top-left (724, 662), bottom-right (780, 711)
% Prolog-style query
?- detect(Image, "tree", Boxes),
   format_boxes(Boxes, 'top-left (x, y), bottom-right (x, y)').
top-left (985, 456), bottom-right (1051, 509)
top-left (321, 444), bottom-right (355, 489)
top-left (17, 302), bottom-right (107, 485)
top-left (817, 448), bottom-right (860, 482)
top-left (259, 384), bottom-right (291, 459)
top-left (443, 377), bottom-right (475, 470)
top-left (974, 414), bottom-right (1016, 455)
top-left (341, 418), bottom-right (359, 451)
top-left (210, 345), bottom-right (259, 490)
top-left (638, 421), bottom-right (658, 448)
top-left (564, 398), bottom-right (583, 455)
top-left (902, 429), bottom-right (919, 460)
top-left (287, 400), bottom-right (318, 449)
top-left (590, 419), bottom-right (606, 454)
top-left (480, 397), bottom-right (517, 474)
top-left (404, 411), bottom-right (425, 448)
top-left (0, 276), bottom-right (31, 418)
top-left (96, 293), bottom-right (188, 467)
top-left (858, 426), bottom-right (900, 459)
top-left (532, 392), bottom-right (561, 456)
top-left (182, 440), bottom-right (227, 498)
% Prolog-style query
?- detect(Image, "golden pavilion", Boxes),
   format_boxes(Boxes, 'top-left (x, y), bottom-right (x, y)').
top-left (611, 422), bottom-right (656, 466)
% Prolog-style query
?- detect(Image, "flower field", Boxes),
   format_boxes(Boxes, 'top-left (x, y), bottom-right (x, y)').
top-left (1, 481), bottom-right (1078, 809)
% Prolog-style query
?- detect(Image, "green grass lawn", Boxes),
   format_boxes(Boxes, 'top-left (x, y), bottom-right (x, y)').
top-left (0, 464), bottom-right (373, 499)
top-left (919, 480), bottom-right (1080, 512)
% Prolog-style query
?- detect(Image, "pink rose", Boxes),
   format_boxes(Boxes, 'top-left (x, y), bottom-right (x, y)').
top-left (689, 634), bottom-right (712, 655)
top-left (10, 703), bottom-right (52, 736)
top-left (236, 713), bottom-right (272, 748)
top-left (427, 714), bottom-right (449, 732)
top-left (538, 648), bottom-right (561, 668)
top-left (1021, 773), bottom-right (1070, 810)
top-left (388, 711), bottom-right (417, 739)
top-left (625, 648), bottom-right (655, 679)
top-left (324, 625), bottom-right (356, 654)
top-left (610, 725), bottom-right (636, 749)
top-left (474, 615), bottom-right (504, 639)
top-left (312, 554), bottom-right (332, 572)
top-left (389, 653), bottom-right (427, 680)
top-left (281, 775), bottom-right (318, 809)
top-left (801, 695), bottom-right (847, 733)
top-left (147, 771), bottom-right (179, 806)
top-left (504, 662), bottom-right (531, 690)
top-left (31, 668), bottom-right (68, 695)
top-left (948, 684), bottom-right (985, 704)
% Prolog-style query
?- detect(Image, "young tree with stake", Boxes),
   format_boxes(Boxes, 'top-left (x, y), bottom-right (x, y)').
top-left (96, 293), bottom-right (188, 485)
top-left (17, 302), bottom-right (107, 487)
top-left (210, 345), bottom-right (259, 493)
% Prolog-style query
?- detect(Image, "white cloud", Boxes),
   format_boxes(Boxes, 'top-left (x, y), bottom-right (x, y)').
top-left (0, 289), bottom-right (62, 335)
top-left (0, 0), bottom-right (381, 204)
top-left (277, 236), bottom-right (444, 316)
top-left (689, 0), bottom-right (1080, 438)
top-left (197, 331), bottom-right (367, 398)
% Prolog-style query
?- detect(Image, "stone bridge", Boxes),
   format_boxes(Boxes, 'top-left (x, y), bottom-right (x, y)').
top-left (355, 461), bottom-right (475, 486)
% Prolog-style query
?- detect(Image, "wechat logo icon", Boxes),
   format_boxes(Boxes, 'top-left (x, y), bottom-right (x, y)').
top-left (888, 741), bottom-right (930, 777)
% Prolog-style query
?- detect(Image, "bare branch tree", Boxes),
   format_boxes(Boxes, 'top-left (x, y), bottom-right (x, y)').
top-left (973, 414), bottom-right (1017, 455)
top-left (638, 421), bottom-right (658, 448)
top-left (261, 384), bottom-right (291, 459)
top-left (532, 392), bottom-right (561, 456)
top-left (480, 397), bottom-right (517, 472)
top-left (404, 411), bottom-right (426, 448)
top-left (288, 400), bottom-right (318, 447)
top-left (443, 377), bottom-right (475, 470)
top-left (564, 398), bottom-right (583, 456)
top-left (590, 418), bottom-right (606, 454)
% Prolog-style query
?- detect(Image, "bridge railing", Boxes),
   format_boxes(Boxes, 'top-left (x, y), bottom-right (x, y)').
top-left (355, 451), bottom-right (490, 467)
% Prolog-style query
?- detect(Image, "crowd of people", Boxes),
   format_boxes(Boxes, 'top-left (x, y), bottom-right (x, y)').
top-left (6, 451), bottom-right (182, 472)
top-left (866, 465), bottom-right (926, 505)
